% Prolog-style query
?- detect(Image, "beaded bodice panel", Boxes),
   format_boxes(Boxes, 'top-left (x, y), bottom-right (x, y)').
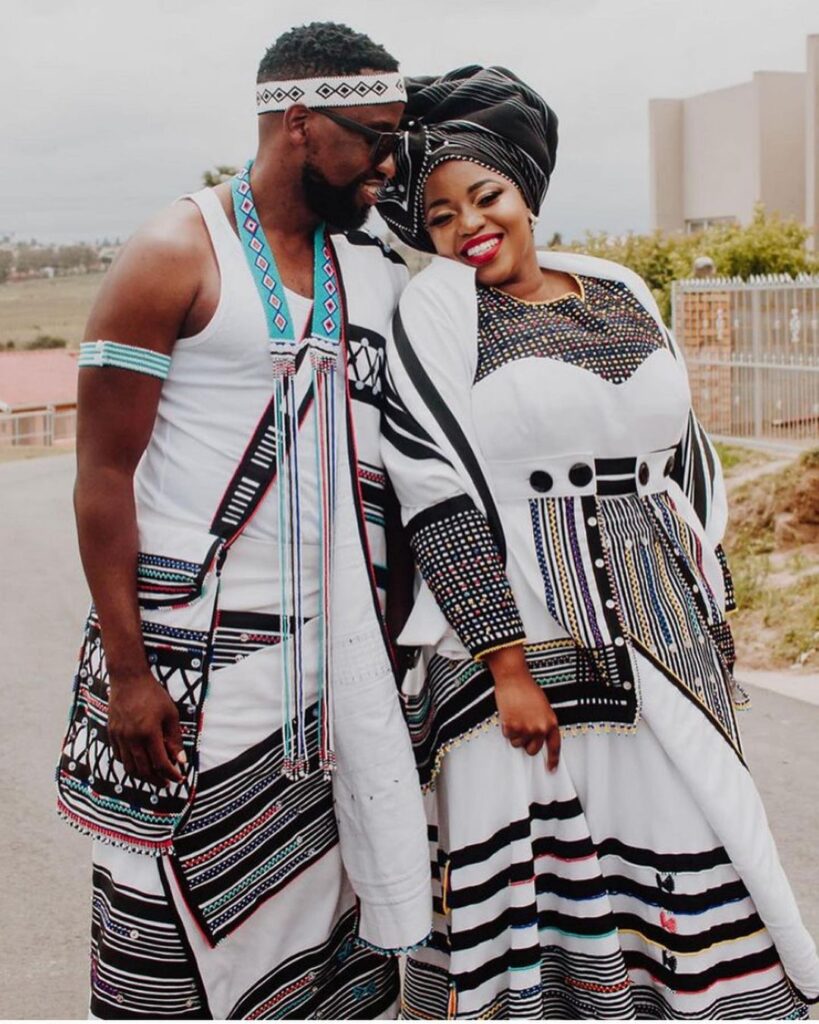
top-left (475, 275), bottom-right (666, 385)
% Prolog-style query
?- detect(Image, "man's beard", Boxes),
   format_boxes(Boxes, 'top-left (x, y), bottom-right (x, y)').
top-left (302, 162), bottom-right (373, 231)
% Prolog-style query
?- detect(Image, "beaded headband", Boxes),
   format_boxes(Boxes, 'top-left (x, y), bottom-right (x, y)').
top-left (256, 72), bottom-right (406, 113)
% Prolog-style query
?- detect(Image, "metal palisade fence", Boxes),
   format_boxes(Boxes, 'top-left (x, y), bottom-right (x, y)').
top-left (672, 274), bottom-right (819, 444)
top-left (0, 407), bottom-right (77, 447)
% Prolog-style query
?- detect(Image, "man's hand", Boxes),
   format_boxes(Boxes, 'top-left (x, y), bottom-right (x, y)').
top-left (108, 671), bottom-right (186, 788)
top-left (485, 644), bottom-right (561, 771)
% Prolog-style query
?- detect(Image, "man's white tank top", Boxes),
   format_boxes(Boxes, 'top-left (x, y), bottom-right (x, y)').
top-left (134, 187), bottom-right (317, 550)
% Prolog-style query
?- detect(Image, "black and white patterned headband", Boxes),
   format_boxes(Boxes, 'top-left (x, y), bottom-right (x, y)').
top-left (257, 72), bottom-right (406, 112)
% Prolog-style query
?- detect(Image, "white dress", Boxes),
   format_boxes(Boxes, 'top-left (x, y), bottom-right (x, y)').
top-left (382, 251), bottom-right (819, 1019)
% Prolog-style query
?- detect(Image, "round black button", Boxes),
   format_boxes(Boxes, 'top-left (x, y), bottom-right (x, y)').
top-left (638, 461), bottom-right (650, 485)
top-left (568, 462), bottom-right (593, 487)
top-left (529, 470), bottom-right (553, 493)
top-left (664, 454), bottom-right (675, 476)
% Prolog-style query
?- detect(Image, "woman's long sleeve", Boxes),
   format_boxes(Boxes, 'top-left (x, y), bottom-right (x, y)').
top-left (381, 268), bottom-right (526, 659)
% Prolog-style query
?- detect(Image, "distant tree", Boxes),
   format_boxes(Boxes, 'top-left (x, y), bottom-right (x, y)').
top-left (55, 244), bottom-right (98, 272)
top-left (15, 245), bottom-right (58, 273)
top-left (202, 165), bottom-right (240, 187)
top-left (0, 250), bottom-right (12, 283)
top-left (26, 334), bottom-right (68, 349)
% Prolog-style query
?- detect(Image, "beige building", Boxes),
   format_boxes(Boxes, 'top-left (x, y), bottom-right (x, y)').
top-left (649, 35), bottom-right (819, 240)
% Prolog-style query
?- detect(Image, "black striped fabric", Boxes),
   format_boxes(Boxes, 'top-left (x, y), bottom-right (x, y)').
top-left (403, 803), bottom-right (805, 1020)
top-left (602, 492), bottom-right (745, 756)
top-left (91, 864), bottom-right (206, 1019)
top-left (406, 641), bottom-right (634, 791)
top-left (210, 609), bottom-right (312, 670)
top-left (172, 704), bottom-right (337, 945)
top-left (229, 907), bottom-right (398, 1019)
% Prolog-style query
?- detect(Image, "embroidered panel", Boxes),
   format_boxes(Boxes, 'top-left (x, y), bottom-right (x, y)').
top-left (347, 323), bottom-right (386, 408)
top-left (210, 610), bottom-right (312, 670)
top-left (601, 493), bottom-right (744, 755)
top-left (407, 495), bottom-right (525, 658)
top-left (57, 613), bottom-right (208, 854)
top-left (475, 276), bottom-right (665, 385)
top-left (229, 906), bottom-right (398, 1019)
top-left (171, 704), bottom-right (337, 944)
top-left (91, 864), bottom-right (204, 1019)
top-left (406, 639), bottom-right (637, 791)
top-left (528, 495), bottom-right (638, 708)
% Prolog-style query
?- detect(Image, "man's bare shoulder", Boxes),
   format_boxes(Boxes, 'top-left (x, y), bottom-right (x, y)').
top-left (112, 198), bottom-right (213, 274)
top-left (86, 197), bottom-right (218, 345)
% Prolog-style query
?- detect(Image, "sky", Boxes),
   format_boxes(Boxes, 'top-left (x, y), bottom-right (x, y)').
top-left (1, 0), bottom-right (818, 246)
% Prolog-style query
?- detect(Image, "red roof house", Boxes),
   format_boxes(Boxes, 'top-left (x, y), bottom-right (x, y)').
top-left (0, 349), bottom-right (79, 413)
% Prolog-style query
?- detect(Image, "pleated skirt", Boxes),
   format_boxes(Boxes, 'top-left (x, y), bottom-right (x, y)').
top-left (402, 656), bottom-right (819, 1019)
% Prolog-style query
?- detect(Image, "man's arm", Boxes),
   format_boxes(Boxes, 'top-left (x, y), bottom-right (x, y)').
top-left (75, 202), bottom-right (207, 786)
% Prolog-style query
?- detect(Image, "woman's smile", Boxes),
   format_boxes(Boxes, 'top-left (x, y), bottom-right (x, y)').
top-left (459, 232), bottom-right (504, 265)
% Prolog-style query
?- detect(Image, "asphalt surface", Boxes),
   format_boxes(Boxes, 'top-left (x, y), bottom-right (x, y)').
top-left (1, 452), bottom-right (817, 1020)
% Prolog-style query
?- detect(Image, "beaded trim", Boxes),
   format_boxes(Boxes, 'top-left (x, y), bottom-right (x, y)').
top-left (79, 340), bottom-right (171, 380)
top-left (256, 73), bottom-right (406, 113)
top-left (352, 931), bottom-right (432, 958)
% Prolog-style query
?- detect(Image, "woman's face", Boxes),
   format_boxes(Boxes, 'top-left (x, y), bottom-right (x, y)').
top-left (423, 159), bottom-right (535, 287)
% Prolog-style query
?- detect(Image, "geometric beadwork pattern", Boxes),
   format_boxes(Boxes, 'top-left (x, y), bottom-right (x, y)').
top-left (475, 276), bottom-right (666, 385)
top-left (347, 324), bottom-right (386, 407)
top-left (172, 705), bottom-right (337, 943)
top-left (57, 613), bottom-right (209, 854)
top-left (407, 494), bottom-right (525, 659)
top-left (256, 73), bottom-right (406, 113)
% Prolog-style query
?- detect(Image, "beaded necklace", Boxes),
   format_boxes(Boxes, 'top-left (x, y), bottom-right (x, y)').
top-left (231, 161), bottom-right (341, 780)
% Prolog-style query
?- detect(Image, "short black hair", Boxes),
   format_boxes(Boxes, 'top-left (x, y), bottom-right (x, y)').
top-left (257, 22), bottom-right (398, 82)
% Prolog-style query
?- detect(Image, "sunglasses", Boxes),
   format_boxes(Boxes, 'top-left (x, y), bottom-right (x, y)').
top-left (315, 108), bottom-right (402, 167)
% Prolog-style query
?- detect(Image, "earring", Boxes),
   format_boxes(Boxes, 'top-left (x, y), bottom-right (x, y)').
top-left (528, 211), bottom-right (539, 231)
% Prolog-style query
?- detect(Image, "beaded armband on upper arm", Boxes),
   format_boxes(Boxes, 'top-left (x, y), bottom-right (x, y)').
top-left (78, 340), bottom-right (172, 380)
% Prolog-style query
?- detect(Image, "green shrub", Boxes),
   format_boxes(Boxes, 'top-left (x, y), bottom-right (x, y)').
top-left (564, 205), bottom-right (818, 322)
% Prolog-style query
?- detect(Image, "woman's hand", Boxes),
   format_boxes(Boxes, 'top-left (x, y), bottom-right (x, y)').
top-left (484, 644), bottom-right (561, 770)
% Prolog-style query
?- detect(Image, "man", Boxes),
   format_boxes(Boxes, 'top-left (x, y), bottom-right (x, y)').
top-left (56, 22), bottom-right (429, 1019)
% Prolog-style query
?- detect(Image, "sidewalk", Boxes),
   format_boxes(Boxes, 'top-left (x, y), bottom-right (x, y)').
top-left (1, 453), bottom-right (817, 1018)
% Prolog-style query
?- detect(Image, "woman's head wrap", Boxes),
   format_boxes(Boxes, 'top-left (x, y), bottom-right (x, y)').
top-left (378, 65), bottom-right (558, 252)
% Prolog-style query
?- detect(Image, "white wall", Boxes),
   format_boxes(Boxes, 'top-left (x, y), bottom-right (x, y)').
top-left (683, 81), bottom-right (758, 225)
top-left (757, 72), bottom-right (805, 221)
top-left (649, 99), bottom-right (685, 231)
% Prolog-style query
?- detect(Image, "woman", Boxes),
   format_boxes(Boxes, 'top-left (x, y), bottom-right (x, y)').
top-left (377, 66), bottom-right (819, 1019)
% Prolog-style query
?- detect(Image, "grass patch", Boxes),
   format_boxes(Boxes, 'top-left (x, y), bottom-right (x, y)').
top-left (0, 273), bottom-right (105, 349)
top-left (725, 447), bottom-right (819, 668)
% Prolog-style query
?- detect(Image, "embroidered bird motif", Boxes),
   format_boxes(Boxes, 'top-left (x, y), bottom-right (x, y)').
top-left (660, 910), bottom-right (677, 933)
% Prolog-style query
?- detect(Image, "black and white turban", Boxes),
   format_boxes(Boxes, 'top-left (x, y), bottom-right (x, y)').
top-left (378, 65), bottom-right (558, 252)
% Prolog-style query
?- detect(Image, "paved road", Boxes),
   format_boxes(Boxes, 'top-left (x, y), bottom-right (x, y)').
top-left (2, 453), bottom-right (817, 1019)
